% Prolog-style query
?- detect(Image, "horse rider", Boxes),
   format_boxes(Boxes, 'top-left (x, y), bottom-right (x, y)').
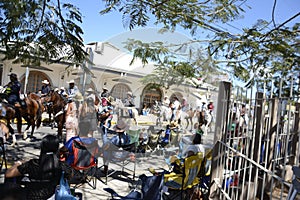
top-left (41, 79), bottom-right (51, 97)
top-left (67, 79), bottom-right (79, 102)
top-left (5, 73), bottom-right (21, 108)
top-left (123, 91), bottom-right (135, 118)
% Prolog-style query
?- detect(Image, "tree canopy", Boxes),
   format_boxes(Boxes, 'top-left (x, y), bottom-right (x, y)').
top-left (101, 0), bottom-right (300, 97)
top-left (0, 0), bottom-right (87, 66)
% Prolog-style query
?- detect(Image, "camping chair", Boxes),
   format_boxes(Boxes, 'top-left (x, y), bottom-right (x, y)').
top-left (287, 166), bottom-right (300, 200)
top-left (68, 139), bottom-right (99, 189)
top-left (163, 152), bottom-right (204, 200)
top-left (99, 130), bottom-right (140, 184)
top-left (103, 173), bottom-right (164, 200)
top-left (0, 137), bottom-right (7, 171)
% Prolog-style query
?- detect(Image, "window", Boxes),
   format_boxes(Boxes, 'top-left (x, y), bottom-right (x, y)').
top-left (20, 71), bottom-right (51, 93)
top-left (111, 83), bottom-right (131, 100)
top-left (141, 84), bottom-right (162, 108)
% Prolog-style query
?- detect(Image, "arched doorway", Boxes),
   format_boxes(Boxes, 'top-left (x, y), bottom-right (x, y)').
top-left (20, 71), bottom-right (51, 93)
top-left (111, 83), bottom-right (131, 100)
top-left (141, 84), bottom-right (162, 109)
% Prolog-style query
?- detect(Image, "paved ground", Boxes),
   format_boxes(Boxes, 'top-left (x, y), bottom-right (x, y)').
top-left (0, 115), bottom-right (215, 200)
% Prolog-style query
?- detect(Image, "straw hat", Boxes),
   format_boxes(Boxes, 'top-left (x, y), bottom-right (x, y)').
top-left (86, 88), bottom-right (94, 93)
top-left (74, 92), bottom-right (83, 101)
top-left (68, 79), bottom-right (75, 84)
top-left (42, 80), bottom-right (49, 84)
top-left (169, 121), bottom-right (179, 129)
top-left (113, 120), bottom-right (129, 132)
top-left (127, 91), bottom-right (133, 97)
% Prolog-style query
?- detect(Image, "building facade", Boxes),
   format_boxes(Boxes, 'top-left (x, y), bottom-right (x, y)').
top-left (0, 42), bottom-right (217, 112)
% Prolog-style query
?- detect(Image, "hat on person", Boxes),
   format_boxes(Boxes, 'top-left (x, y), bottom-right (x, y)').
top-left (74, 92), bottom-right (83, 101)
top-left (170, 121), bottom-right (179, 129)
top-left (60, 87), bottom-right (65, 90)
top-left (42, 80), bottom-right (49, 84)
top-left (68, 79), bottom-right (75, 84)
top-left (8, 73), bottom-right (17, 79)
top-left (86, 88), bottom-right (94, 93)
top-left (113, 119), bottom-right (129, 132)
top-left (127, 91), bottom-right (133, 97)
top-left (54, 88), bottom-right (59, 92)
top-left (107, 96), bottom-right (114, 103)
top-left (103, 87), bottom-right (108, 91)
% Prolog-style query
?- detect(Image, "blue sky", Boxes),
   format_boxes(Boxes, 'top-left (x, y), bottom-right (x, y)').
top-left (72, 0), bottom-right (299, 44)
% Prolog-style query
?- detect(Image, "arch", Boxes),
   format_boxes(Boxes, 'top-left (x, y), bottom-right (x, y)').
top-left (20, 71), bottom-right (52, 93)
top-left (111, 83), bottom-right (131, 100)
top-left (141, 84), bottom-right (162, 109)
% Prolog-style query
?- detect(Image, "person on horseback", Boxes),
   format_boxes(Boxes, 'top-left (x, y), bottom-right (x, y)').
top-left (40, 80), bottom-right (51, 97)
top-left (5, 73), bottom-right (21, 107)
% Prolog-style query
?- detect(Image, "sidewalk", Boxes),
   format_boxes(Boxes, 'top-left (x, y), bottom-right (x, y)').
top-left (0, 120), bottom-right (215, 199)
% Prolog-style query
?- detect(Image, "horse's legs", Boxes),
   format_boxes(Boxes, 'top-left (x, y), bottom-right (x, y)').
top-left (6, 121), bottom-right (16, 146)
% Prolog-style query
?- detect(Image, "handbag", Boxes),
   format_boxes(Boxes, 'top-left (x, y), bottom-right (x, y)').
top-left (55, 172), bottom-right (77, 200)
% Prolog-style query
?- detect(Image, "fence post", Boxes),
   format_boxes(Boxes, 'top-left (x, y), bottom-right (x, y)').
top-left (209, 81), bottom-right (231, 199)
top-left (251, 92), bottom-right (264, 198)
top-left (290, 102), bottom-right (300, 165)
top-left (264, 98), bottom-right (279, 194)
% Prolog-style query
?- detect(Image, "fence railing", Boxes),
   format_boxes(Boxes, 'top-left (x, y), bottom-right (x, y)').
top-left (210, 81), bottom-right (300, 200)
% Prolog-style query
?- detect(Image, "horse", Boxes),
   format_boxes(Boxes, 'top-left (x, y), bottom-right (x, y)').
top-left (0, 92), bottom-right (43, 145)
top-left (43, 90), bottom-right (67, 140)
top-left (114, 98), bottom-right (139, 125)
top-left (16, 93), bottom-right (43, 140)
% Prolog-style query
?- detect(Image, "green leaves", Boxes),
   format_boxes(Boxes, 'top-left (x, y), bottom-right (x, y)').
top-left (0, 0), bottom-right (87, 65)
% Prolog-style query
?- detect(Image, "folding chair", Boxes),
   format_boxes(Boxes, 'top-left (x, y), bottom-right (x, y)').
top-left (68, 139), bottom-right (99, 189)
top-left (287, 166), bottom-right (300, 200)
top-left (103, 173), bottom-right (164, 200)
top-left (0, 137), bottom-right (7, 172)
top-left (99, 130), bottom-right (139, 184)
top-left (163, 152), bottom-right (204, 200)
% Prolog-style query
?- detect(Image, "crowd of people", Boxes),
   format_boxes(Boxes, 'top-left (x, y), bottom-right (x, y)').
top-left (0, 75), bottom-right (217, 199)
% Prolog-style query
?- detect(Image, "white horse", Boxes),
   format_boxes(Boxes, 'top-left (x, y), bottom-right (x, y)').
top-left (114, 98), bottom-right (139, 125)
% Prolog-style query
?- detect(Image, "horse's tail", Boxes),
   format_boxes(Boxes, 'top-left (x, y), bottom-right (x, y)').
top-left (36, 100), bottom-right (42, 128)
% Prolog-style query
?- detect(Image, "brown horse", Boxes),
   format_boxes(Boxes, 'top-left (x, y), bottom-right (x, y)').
top-left (0, 92), bottom-right (42, 145)
top-left (43, 90), bottom-right (66, 140)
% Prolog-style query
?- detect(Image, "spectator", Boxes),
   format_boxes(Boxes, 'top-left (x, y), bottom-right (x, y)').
top-left (100, 87), bottom-right (109, 106)
top-left (67, 79), bottom-right (79, 102)
top-left (78, 95), bottom-right (98, 137)
top-left (101, 119), bottom-right (132, 174)
top-left (4, 135), bottom-right (71, 200)
top-left (60, 121), bottom-right (100, 166)
top-left (65, 98), bottom-right (78, 142)
top-left (162, 96), bottom-right (170, 107)
top-left (123, 91), bottom-right (135, 118)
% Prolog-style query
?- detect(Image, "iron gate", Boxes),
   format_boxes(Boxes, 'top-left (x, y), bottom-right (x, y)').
top-left (209, 81), bottom-right (300, 200)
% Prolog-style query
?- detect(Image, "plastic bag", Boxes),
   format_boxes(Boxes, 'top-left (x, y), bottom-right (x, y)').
top-left (55, 172), bottom-right (76, 200)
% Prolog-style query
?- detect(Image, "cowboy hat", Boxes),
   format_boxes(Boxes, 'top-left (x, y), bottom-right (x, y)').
top-left (67, 79), bottom-right (75, 84)
top-left (86, 88), bottom-right (94, 92)
top-left (103, 87), bottom-right (108, 91)
top-left (113, 119), bottom-right (129, 132)
top-left (127, 91), bottom-right (133, 96)
top-left (42, 80), bottom-right (49, 84)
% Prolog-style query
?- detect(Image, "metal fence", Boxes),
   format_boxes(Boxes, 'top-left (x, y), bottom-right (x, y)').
top-left (209, 81), bottom-right (300, 200)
